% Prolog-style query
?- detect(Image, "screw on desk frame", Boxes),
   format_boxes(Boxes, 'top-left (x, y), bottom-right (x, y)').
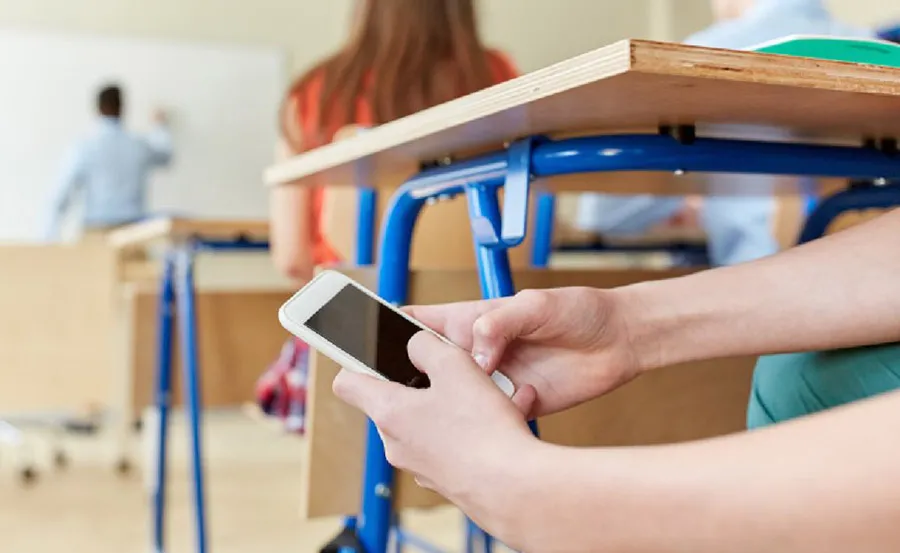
top-left (374, 483), bottom-right (392, 499)
top-left (659, 124), bottom-right (696, 145)
top-left (419, 155), bottom-right (456, 172)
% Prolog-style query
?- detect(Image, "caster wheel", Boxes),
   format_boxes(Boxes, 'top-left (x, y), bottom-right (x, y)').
top-left (20, 467), bottom-right (38, 485)
top-left (115, 458), bottom-right (132, 475)
top-left (53, 451), bottom-right (68, 469)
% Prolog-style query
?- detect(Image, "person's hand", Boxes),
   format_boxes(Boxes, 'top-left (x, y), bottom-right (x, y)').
top-left (406, 287), bottom-right (645, 418)
top-left (333, 331), bottom-right (545, 536)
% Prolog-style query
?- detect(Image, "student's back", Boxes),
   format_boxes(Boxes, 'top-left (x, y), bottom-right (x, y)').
top-left (263, 0), bottom-right (520, 435)
top-left (270, 0), bottom-right (518, 281)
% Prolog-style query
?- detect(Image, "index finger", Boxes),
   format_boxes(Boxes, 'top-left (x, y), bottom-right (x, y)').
top-left (333, 369), bottom-right (402, 422)
top-left (403, 299), bottom-right (505, 349)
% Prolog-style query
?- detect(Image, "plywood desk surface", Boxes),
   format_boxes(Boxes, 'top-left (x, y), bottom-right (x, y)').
top-left (108, 218), bottom-right (269, 250)
top-left (265, 39), bottom-right (900, 194)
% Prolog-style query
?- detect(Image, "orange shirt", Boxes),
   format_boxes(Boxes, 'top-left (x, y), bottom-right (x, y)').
top-left (288, 50), bottom-right (519, 265)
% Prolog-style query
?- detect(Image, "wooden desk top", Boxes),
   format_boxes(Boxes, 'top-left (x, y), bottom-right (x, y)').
top-left (108, 218), bottom-right (269, 250)
top-left (265, 39), bottom-right (900, 191)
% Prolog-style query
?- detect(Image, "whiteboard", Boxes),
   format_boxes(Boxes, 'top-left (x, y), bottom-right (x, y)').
top-left (0, 29), bottom-right (286, 242)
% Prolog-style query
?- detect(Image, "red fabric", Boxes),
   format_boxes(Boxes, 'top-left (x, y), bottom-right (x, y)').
top-left (256, 339), bottom-right (309, 434)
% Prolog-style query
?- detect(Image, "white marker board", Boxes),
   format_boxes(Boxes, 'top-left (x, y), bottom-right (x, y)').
top-left (0, 29), bottom-right (286, 242)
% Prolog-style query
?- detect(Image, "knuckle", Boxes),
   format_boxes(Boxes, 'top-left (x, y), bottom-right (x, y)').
top-left (473, 314), bottom-right (497, 339)
top-left (516, 288), bottom-right (552, 311)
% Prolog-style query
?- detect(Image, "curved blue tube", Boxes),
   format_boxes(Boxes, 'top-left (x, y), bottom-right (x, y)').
top-left (357, 186), bottom-right (428, 553)
top-left (532, 135), bottom-right (900, 181)
top-left (799, 184), bottom-right (900, 244)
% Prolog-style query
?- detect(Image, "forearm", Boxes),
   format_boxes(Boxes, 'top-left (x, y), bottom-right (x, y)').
top-left (270, 185), bottom-right (314, 281)
top-left (510, 390), bottom-right (900, 553)
top-left (620, 208), bottom-right (900, 369)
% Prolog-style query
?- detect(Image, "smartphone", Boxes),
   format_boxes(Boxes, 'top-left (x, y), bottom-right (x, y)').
top-left (278, 270), bottom-right (515, 396)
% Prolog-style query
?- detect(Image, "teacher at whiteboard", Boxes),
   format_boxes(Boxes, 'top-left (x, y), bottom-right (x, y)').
top-left (45, 84), bottom-right (173, 241)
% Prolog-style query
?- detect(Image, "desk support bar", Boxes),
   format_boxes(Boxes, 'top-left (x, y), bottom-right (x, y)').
top-left (175, 243), bottom-right (209, 553)
top-left (466, 185), bottom-right (516, 299)
top-left (357, 188), bottom-right (378, 266)
top-left (532, 192), bottom-right (556, 268)
top-left (152, 254), bottom-right (176, 553)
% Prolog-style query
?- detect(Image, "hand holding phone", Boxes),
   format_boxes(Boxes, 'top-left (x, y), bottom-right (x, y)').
top-left (278, 270), bottom-right (515, 396)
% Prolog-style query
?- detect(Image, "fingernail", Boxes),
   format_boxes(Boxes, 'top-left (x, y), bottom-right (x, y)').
top-left (473, 353), bottom-right (489, 370)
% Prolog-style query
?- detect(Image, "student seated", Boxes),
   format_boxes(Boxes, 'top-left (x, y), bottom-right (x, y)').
top-left (259, 0), bottom-right (518, 432)
top-left (575, 0), bottom-right (873, 267)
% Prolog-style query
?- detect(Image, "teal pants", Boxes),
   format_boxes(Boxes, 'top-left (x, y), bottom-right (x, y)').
top-left (748, 344), bottom-right (900, 429)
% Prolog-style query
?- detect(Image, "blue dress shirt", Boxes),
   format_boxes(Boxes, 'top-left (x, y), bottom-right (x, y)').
top-left (47, 116), bottom-right (173, 239)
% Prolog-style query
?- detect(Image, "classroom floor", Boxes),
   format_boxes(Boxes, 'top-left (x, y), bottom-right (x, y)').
top-left (0, 411), bottom-right (473, 553)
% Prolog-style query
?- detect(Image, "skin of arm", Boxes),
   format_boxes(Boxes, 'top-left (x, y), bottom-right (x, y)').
top-left (269, 142), bottom-right (315, 283)
top-left (334, 331), bottom-right (900, 553)
top-left (504, 388), bottom-right (900, 553)
top-left (269, 123), bottom-right (365, 282)
top-left (620, 207), bottom-right (900, 373)
top-left (269, 94), bottom-right (315, 283)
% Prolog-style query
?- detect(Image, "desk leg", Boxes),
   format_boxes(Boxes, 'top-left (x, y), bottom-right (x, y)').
top-left (357, 188), bottom-right (378, 266)
top-left (531, 192), bottom-right (555, 269)
top-left (356, 189), bottom-right (426, 553)
top-left (152, 253), bottom-right (176, 553)
top-left (324, 188), bottom-right (379, 552)
top-left (175, 244), bottom-right (209, 553)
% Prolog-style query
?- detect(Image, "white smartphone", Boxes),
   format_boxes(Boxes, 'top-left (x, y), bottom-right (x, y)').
top-left (278, 270), bottom-right (516, 396)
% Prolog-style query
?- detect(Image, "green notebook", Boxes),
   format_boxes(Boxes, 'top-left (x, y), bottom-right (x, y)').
top-left (751, 35), bottom-right (900, 68)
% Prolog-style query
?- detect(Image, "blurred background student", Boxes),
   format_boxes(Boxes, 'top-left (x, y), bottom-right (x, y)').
top-left (46, 84), bottom-right (173, 243)
top-left (575, 0), bottom-right (874, 267)
top-left (259, 0), bottom-right (519, 432)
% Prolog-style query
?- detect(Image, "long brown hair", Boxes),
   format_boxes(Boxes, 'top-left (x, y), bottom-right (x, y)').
top-left (283, 0), bottom-right (496, 151)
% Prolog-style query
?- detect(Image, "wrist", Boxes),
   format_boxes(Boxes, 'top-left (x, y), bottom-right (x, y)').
top-left (614, 278), bottom-right (699, 372)
top-left (483, 439), bottom-right (562, 550)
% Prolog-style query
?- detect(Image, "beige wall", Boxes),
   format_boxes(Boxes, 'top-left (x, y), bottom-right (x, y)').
top-left (3, 0), bottom-right (896, 87)
top-left (0, 0), bottom-right (653, 79)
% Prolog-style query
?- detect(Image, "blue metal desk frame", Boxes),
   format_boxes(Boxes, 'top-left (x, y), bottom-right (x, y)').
top-left (148, 138), bottom-right (900, 553)
top-left (336, 131), bottom-right (900, 553)
top-left (150, 236), bottom-right (269, 553)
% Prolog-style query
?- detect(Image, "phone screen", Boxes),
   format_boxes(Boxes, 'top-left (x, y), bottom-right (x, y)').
top-left (305, 284), bottom-right (430, 389)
